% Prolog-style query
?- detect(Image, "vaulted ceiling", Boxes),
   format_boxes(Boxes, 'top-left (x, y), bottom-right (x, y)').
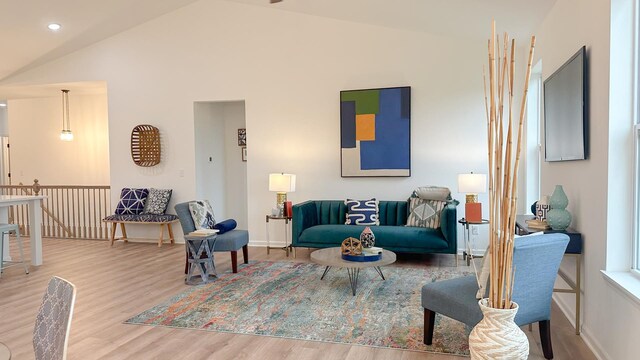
top-left (0, 0), bottom-right (556, 83)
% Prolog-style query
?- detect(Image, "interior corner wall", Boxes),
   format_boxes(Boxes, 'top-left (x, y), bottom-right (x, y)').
top-left (535, 1), bottom-right (640, 359)
top-left (1, 0), bottom-right (507, 250)
top-left (7, 94), bottom-right (110, 185)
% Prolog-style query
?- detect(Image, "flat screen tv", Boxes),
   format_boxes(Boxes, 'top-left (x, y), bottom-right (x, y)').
top-left (543, 46), bottom-right (588, 162)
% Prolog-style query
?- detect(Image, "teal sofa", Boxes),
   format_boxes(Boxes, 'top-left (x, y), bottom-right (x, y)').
top-left (292, 200), bottom-right (457, 255)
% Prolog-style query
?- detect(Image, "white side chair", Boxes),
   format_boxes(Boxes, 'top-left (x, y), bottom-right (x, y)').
top-left (0, 223), bottom-right (29, 278)
top-left (33, 276), bottom-right (77, 360)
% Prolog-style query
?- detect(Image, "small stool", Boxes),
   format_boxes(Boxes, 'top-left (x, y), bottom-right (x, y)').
top-left (0, 223), bottom-right (29, 278)
top-left (185, 235), bottom-right (217, 285)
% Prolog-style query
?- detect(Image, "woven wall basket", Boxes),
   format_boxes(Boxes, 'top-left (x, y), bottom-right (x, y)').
top-left (131, 125), bottom-right (161, 167)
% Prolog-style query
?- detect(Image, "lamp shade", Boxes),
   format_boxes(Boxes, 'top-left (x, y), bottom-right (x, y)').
top-left (458, 173), bottom-right (487, 194)
top-left (269, 173), bottom-right (296, 192)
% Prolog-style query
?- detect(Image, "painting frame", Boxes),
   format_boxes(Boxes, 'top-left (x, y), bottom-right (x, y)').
top-left (340, 86), bottom-right (411, 177)
top-left (238, 128), bottom-right (246, 146)
top-left (242, 146), bottom-right (247, 162)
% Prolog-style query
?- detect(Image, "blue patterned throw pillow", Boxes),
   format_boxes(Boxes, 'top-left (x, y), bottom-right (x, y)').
top-left (345, 199), bottom-right (380, 225)
top-left (115, 188), bottom-right (149, 215)
top-left (189, 200), bottom-right (216, 230)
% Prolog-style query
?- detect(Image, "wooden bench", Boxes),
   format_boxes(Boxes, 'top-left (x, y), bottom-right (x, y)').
top-left (103, 214), bottom-right (179, 247)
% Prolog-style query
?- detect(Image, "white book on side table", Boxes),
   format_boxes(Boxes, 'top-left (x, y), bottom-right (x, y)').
top-left (188, 229), bottom-right (220, 237)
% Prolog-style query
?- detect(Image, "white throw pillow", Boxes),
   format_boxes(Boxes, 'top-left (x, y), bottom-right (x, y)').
top-left (189, 200), bottom-right (216, 230)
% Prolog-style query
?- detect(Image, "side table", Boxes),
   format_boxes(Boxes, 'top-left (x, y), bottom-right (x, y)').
top-left (265, 215), bottom-right (294, 257)
top-left (458, 218), bottom-right (490, 266)
top-left (184, 234), bottom-right (217, 285)
top-left (515, 214), bottom-right (583, 335)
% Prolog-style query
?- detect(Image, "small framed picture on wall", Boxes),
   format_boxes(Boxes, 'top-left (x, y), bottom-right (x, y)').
top-left (238, 128), bottom-right (246, 146)
top-left (242, 147), bottom-right (247, 162)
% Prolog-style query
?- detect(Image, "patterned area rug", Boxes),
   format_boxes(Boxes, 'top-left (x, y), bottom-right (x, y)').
top-left (125, 261), bottom-right (472, 355)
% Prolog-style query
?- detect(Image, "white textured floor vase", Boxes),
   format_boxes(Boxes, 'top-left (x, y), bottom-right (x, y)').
top-left (468, 299), bottom-right (529, 360)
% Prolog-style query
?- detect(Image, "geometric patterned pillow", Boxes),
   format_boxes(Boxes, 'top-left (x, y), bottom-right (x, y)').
top-left (344, 198), bottom-right (379, 225)
top-left (405, 197), bottom-right (445, 229)
top-left (189, 200), bottom-right (216, 230)
top-left (115, 188), bottom-right (149, 215)
top-left (142, 188), bottom-right (172, 215)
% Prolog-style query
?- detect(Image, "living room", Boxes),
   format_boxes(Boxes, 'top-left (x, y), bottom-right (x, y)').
top-left (0, 0), bottom-right (636, 359)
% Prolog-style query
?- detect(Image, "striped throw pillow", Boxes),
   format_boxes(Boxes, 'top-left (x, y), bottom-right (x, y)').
top-left (406, 197), bottom-right (445, 229)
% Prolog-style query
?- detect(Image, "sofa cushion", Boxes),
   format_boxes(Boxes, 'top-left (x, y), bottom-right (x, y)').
top-left (104, 214), bottom-right (178, 222)
top-left (298, 225), bottom-right (448, 250)
top-left (406, 197), bottom-right (445, 229)
top-left (115, 188), bottom-right (149, 215)
top-left (142, 188), bottom-right (172, 215)
top-left (345, 199), bottom-right (379, 225)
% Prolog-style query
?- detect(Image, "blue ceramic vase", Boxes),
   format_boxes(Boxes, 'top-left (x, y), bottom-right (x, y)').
top-left (546, 185), bottom-right (572, 230)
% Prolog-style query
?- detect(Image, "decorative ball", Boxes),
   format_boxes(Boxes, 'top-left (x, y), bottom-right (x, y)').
top-left (360, 226), bottom-right (376, 248)
top-left (341, 237), bottom-right (362, 255)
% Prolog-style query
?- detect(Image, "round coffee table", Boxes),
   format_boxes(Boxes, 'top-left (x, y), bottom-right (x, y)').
top-left (310, 247), bottom-right (396, 296)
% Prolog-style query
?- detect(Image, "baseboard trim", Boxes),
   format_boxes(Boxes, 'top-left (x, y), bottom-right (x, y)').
top-left (552, 295), bottom-right (610, 360)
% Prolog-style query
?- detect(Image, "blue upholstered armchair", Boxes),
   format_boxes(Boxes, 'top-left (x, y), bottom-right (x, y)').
top-left (174, 202), bottom-right (249, 273)
top-left (422, 233), bottom-right (569, 359)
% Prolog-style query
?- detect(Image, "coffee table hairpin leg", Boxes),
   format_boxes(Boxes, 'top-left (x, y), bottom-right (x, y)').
top-left (320, 266), bottom-right (331, 280)
top-left (346, 268), bottom-right (360, 296)
top-left (373, 266), bottom-right (386, 280)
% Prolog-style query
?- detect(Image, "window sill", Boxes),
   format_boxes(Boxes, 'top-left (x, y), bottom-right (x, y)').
top-left (601, 270), bottom-right (640, 307)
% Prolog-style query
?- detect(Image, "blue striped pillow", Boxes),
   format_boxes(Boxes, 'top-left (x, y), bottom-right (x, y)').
top-left (345, 199), bottom-right (380, 225)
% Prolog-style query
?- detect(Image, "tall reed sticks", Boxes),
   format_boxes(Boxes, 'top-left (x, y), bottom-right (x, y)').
top-left (483, 21), bottom-right (536, 309)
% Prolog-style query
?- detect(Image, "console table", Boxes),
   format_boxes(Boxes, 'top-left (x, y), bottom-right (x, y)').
top-left (515, 215), bottom-right (583, 335)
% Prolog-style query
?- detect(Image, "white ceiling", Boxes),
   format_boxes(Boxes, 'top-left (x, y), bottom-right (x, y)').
top-left (0, 0), bottom-right (557, 98)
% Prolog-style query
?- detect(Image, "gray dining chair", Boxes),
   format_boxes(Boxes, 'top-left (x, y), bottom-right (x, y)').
top-left (175, 202), bottom-right (249, 273)
top-left (422, 233), bottom-right (569, 359)
top-left (33, 276), bottom-right (77, 360)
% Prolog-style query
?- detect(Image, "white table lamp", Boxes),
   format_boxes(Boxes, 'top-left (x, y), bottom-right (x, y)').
top-left (458, 173), bottom-right (487, 222)
top-left (269, 173), bottom-right (296, 216)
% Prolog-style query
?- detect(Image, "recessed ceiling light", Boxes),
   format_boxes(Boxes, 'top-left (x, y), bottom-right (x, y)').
top-left (48, 23), bottom-right (61, 31)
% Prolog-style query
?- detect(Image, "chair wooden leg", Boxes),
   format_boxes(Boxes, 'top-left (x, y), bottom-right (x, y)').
top-left (167, 223), bottom-right (175, 244)
top-left (158, 224), bottom-right (165, 247)
top-left (424, 308), bottom-right (436, 345)
top-left (539, 320), bottom-right (553, 359)
top-left (184, 252), bottom-right (188, 274)
top-left (231, 251), bottom-right (238, 273)
top-left (109, 223), bottom-right (117, 246)
top-left (120, 223), bottom-right (128, 242)
top-left (242, 245), bottom-right (248, 264)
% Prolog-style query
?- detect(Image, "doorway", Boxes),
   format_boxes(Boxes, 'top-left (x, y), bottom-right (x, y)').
top-left (193, 101), bottom-right (248, 230)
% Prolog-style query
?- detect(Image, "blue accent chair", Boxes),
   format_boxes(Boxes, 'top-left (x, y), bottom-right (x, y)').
top-left (175, 202), bottom-right (249, 273)
top-left (422, 233), bottom-right (569, 359)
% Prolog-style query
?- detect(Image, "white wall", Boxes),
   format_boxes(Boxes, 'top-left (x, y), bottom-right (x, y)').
top-left (194, 102), bottom-right (226, 218)
top-left (0, 105), bottom-right (8, 136)
top-left (222, 101), bottom-right (248, 230)
top-left (7, 93), bottom-right (110, 185)
top-left (536, 1), bottom-right (640, 359)
top-left (0, 0), bottom-right (508, 250)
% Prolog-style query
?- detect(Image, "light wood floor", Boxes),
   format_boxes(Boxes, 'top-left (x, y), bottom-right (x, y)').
top-left (0, 239), bottom-right (596, 360)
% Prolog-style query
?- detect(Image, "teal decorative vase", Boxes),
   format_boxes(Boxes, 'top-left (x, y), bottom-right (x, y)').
top-left (546, 185), bottom-right (572, 230)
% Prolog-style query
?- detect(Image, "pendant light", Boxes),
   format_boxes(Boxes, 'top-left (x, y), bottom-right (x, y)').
top-left (59, 89), bottom-right (73, 141)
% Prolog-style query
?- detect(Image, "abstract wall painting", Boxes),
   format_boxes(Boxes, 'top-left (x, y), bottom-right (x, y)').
top-left (340, 86), bottom-right (411, 177)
